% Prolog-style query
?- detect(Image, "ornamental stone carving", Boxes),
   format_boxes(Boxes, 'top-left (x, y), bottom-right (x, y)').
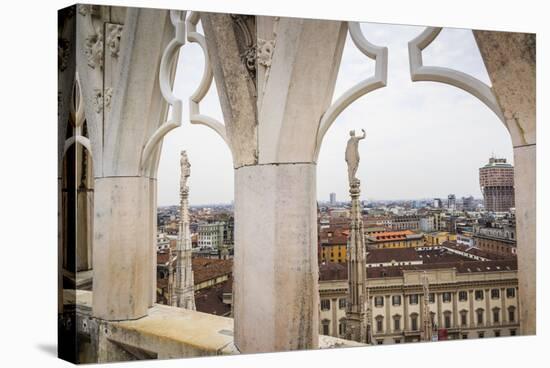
top-left (104, 87), bottom-right (113, 110)
top-left (257, 38), bottom-right (275, 68)
top-left (92, 89), bottom-right (103, 113)
top-left (106, 24), bottom-right (123, 57)
top-left (241, 46), bottom-right (256, 72)
top-left (84, 28), bottom-right (104, 69)
top-left (78, 4), bottom-right (100, 17)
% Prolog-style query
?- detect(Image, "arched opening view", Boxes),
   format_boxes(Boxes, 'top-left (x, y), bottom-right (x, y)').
top-left (57, 4), bottom-right (536, 364)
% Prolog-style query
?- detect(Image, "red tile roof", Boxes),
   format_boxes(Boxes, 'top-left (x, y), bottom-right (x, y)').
top-left (366, 248), bottom-right (420, 263)
top-left (195, 280), bottom-right (232, 316)
top-left (192, 258), bottom-right (233, 284)
top-left (319, 259), bottom-right (517, 281)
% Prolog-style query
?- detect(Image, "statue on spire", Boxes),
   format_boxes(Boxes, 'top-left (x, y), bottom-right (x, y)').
top-left (173, 150), bottom-right (196, 310)
top-left (345, 129), bottom-right (366, 185)
top-left (344, 129), bottom-right (370, 344)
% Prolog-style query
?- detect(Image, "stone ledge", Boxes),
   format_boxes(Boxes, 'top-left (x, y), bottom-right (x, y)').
top-left (62, 290), bottom-right (365, 362)
top-left (318, 334), bottom-right (367, 349)
top-left (104, 304), bottom-right (238, 360)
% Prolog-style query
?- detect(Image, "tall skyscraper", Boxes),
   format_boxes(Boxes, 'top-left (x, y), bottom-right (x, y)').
top-left (329, 192), bottom-right (336, 205)
top-left (433, 198), bottom-right (442, 208)
top-left (447, 194), bottom-right (456, 211)
top-left (479, 157), bottom-right (515, 212)
top-left (462, 196), bottom-right (475, 211)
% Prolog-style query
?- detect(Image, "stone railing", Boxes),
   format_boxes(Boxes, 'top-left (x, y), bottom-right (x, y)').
top-left (61, 290), bottom-right (366, 363)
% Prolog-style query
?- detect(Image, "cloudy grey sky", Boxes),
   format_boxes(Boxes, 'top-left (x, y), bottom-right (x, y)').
top-left (156, 22), bottom-right (513, 206)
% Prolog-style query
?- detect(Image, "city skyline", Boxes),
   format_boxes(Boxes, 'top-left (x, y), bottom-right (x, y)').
top-left (157, 22), bottom-right (513, 206)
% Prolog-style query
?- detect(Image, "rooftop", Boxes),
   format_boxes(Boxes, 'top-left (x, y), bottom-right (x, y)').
top-left (366, 248), bottom-right (420, 264)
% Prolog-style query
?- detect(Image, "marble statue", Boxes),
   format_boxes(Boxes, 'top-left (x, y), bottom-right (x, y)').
top-left (345, 129), bottom-right (366, 185)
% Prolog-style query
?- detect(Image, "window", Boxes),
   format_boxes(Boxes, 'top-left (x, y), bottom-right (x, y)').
top-left (321, 319), bottom-right (330, 335)
top-left (321, 299), bottom-right (331, 311)
top-left (477, 309), bottom-right (484, 325)
top-left (411, 314), bottom-right (418, 331)
top-left (493, 308), bottom-right (500, 323)
top-left (409, 294), bottom-right (419, 305)
top-left (458, 291), bottom-right (468, 301)
top-left (339, 319), bottom-right (346, 336)
top-left (444, 312), bottom-right (452, 329)
top-left (462, 334), bottom-right (468, 340)
top-left (429, 293), bottom-right (435, 303)
top-left (442, 292), bottom-right (451, 303)
top-left (374, 296), bottom-right (384, 307)
top-left (475, 290), bottom-right (484, 300)
top-left (394, 339), bottom-right (401, 344)
top-left (393, 315), bottom-right (401, 331)
top-left (510, 329), bottom-right (517, 336)
top-left (460, 311), bottom-right (468, 326)
top-left (491, 289), bottom-right (500, 299)
top-left (508, 306), bottom-right (516, 322)
top-left (377, 340), bottom-right (384, 345)
top-left (376, 316), bottom-right (384, 333)
top-left (339, 298), bottom-right (346, 309)
top-left (392, 295), bottom-right (402, 306)
top-left (494, 330), bottom-right (501, 337)
top-left (506, 288), bottom-right (516, 298)
top-left (478, 331), bottom-right (485, 338)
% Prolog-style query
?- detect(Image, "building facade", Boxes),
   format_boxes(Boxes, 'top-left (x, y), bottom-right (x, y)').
top-left (391, 215), bottom-right (420, 231)
top-left (473, 224), bottom-right (517, 257)
top-left (330, 192), bottom-right (336, 206)
top-left (366, 230), bottom-right (424, 249)
top-left (447, 194), bottom-right (456, 211)
top-left (319, 260), bottom-right (519, 343)
top-left (197, 222), bottom-right (226, 249)
top-left (424, 231), bottom-right (456, 246)
top-left (479, 157), bottom-right (515, 212)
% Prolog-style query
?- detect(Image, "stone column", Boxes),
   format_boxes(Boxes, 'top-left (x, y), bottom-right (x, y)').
top-left (331, 298), bottom-right (338, 337)
top-left (385, 295), bottom-right (391, 332)
top-left (403, 295), bottom-right (409, 331)
top-left (93, 177), bottom-right (152, 320)
top-left (485, 288), bottom-right (491, 327)
top-left (75, 6), bottom-right (173, 320)
top-left (474, 31), bottom-right (536, 335)
top-left (501, 288), bottom-right (507, 324)
top-left (234, 163), bottom-right (318, 351)
top-left (202, 14), bottom-right (347, 352)
top-left (436, 293), bottom-right (442, 329)
top-left (469, 290), bottom-right (474, 326)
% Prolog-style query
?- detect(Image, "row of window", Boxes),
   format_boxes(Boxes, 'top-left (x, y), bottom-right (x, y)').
top-left (373, 329), bottom-right (517, 344)
top-left (320, 298), bottom-right (347, 311)
top-left (372, 307), bottom-right (517, 333)
top-left (373, 288), bottom-right (516, 307)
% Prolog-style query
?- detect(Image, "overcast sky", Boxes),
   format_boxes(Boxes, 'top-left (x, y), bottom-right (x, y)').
top-left (156, 22), bottom-right (513, 206)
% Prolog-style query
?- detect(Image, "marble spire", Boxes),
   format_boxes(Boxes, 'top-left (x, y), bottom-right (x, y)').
top-left (173, 150), bottom-right (196, 310)
top-left (422, 272), bottom-right (433, 341)
top-left (344, 129), bottom-right (370, 344)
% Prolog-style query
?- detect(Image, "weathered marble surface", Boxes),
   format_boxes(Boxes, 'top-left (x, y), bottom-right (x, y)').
top-left (474, 31), bottom-right (536, 335)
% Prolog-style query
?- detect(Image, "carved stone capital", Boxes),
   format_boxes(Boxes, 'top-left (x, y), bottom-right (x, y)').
top-left (106, 24), bottom-right (123, 57)
top-left (257, 39), bottom-right (275, 68)
top-left (84, 28), bottom-right (104, 69)
top-left (104, 87), bottom-right (113, 110)
top-left (92, 89), bottom-right (103, 113)
top-left (78, 4), bottom-right (100, 17)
